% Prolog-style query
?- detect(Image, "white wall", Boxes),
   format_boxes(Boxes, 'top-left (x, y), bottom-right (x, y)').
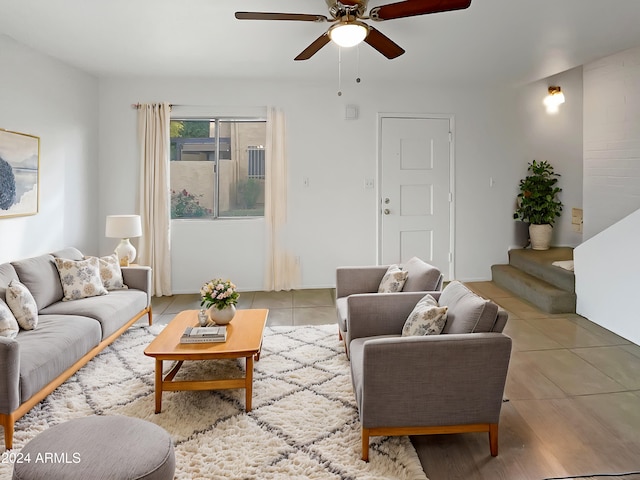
top-left (98, 77), bottom-right (522, 292)
top-left (583, 45), bottom-right (640, 240)
top-left (574, 45), bottom-right (640, 344)
top-left (0, 35), bottom-right (99, 263)
top-left (575, 209), bottom-right (640, 345)
top-left (517, 67), bottom-right (584, 247)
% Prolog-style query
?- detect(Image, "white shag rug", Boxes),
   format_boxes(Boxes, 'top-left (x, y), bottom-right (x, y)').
top-left (1, 324), bottom-right (428, 480)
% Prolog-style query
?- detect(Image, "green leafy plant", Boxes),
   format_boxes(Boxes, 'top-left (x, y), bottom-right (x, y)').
top-left (513, 160), bottom-right (563, 225)
top-left (171, 189), bottom-right (211, 218)
top-left (238, 178), bottom-right (261, 209)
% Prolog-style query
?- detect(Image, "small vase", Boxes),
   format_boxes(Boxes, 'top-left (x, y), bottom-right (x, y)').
top-left (208, 304), bottom-right (236, 325)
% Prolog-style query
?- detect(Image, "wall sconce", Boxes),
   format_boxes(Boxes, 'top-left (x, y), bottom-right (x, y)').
top-left (543, 86), bottom-right (565, 114)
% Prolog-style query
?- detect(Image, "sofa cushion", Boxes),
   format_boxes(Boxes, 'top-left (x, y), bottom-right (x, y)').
top-left (93, 254), bottom-right (128, 291)
top-left (378, 265), bottom-right (408, 293)
top-left (402, 257), bottom-right (442, 292)
top-left (402, 294), bottom-right (448, 337)
top-left (0, 298), bottom-right (19, 339)
top-left (11, 254), bottom-right (63, 311)
top-left (6, 280), bottom-right (38, 330)
top-left (440, 281), bottom-right (499, 334)
top-left (39, 290), bottom-right (148, 339)
top-left (0, 263), bottom-right (19, 303)
top-left (54, 257), bottom-right (108, 301)
top-left (16, 314), bottom-right (101, 403)
top-left (51, 247), bottom-right (85, 261)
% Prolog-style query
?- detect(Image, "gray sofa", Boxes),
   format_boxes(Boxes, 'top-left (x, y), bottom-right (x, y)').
top-left (348, 281), bottom-right (512, 461)
top-left (0, 247), bottom-right (152, 450)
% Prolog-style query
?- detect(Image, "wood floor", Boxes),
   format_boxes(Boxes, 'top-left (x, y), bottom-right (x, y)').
top-left (152, 285), bottom-right (640, 480)
top-left (412, 281), bottom-right (640, 480)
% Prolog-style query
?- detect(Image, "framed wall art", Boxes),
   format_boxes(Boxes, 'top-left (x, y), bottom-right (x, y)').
top-left (0, 129), bottom-right (40, 218)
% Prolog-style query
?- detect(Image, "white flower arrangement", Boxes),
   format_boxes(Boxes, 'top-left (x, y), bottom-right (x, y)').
top-left (200, 278), bottom-right (239, 310)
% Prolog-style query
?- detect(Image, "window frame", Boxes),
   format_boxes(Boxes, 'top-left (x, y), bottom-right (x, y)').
top-left (170, 116), bottom-right (267, 221)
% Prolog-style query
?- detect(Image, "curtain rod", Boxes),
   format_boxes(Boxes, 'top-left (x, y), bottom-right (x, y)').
top-left (131, 103), bottom-right (174, 109)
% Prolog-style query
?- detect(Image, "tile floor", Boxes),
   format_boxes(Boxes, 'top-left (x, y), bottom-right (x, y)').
top-left (149, 283), bottom-right (640, 480)
top-left (149, 288), bottom-right (337, 327)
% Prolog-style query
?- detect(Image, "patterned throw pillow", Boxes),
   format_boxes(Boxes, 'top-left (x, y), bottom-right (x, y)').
top-left (54, 257), bottom-right (108, 301)
top-left (6, 280), bottom-right (38, 330)
top-left (91, 254), bottom-right (128, 291)
top-left (402, 294), bottom-right (448, 337)
top-left (378, 265), bottom-right (408, 293)
top-left (0, 298), bottom-right (19, 338)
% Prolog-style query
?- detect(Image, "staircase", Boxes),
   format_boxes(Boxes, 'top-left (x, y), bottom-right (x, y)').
top-left (491, 247), bottom-right (576, 314)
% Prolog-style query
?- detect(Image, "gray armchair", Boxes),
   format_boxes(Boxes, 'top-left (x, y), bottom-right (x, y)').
top-left (335, 257), bottom-right (443, 356)
top-left (348, 281), bottom-right (512, 461)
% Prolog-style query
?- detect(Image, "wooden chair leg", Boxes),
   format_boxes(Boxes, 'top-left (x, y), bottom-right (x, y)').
top-left (338, 328), bottom-right (342, 340)
top-left (1, 413), bottom-right (14, 450)
top-left (489, 423), bottom-right (498, 456)
top-left (148, 307), bottom-right (153, 325)
top-left (362, 427), bottom-right (370, 462)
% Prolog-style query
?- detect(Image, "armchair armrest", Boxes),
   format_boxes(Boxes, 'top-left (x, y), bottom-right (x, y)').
top-left (336, 266), bottom-right (389, 299)
top-left (347, 292), bottom-right (428, 344)
top-left (121, 266), bottom-right (152, 308)
top-left (352, 333), bottom-right (512, 428)
top-left (0, 336), bottom-right (20, 414)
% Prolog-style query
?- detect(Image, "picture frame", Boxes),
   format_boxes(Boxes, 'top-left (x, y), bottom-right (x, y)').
top-left (0, 129), bottom-right (40, 218)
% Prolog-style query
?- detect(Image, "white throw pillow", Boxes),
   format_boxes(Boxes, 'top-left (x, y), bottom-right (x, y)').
top-left (402, 294), bottom-right (448, 337)
top-left (0, 298), bottom-right (19, 338)
top-left (91, 254), bottom-right (128, 291)
top-left (6, 280), bottom-right (38, 330)
top-left (54, 257), bottom-right (108, 301)
top-left (378, 265), bottom-right (408, 293)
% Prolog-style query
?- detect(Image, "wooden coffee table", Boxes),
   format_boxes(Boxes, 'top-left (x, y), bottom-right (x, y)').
top-left (143, 308), bottom-right (268, 413)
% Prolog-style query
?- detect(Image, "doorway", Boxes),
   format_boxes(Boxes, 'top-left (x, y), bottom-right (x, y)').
top-left (378, 114), bottom-right (454, 279)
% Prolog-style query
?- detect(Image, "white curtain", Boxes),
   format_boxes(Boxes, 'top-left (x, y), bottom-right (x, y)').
top-left (264, 107), bottom-right (299, 291)
top-left (137, 102), bottom-right (172, 297)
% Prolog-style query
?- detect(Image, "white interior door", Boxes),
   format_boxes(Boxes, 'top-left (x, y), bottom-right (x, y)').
top-left (379, 115), bottom-right (453, 278)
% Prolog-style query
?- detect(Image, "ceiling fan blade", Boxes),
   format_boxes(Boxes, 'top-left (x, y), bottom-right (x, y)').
top-left (364, 26), bottom-right (405, 59)
top-left (370, 0), bottom-right (471, 21)
top-left (235, 12), bottom-right (329, 22)
top-left (294, 32), bottom-right (331, 60)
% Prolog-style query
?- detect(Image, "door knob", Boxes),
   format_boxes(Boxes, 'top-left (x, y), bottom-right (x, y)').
top-left (384, 209), bottom-right (390, 215)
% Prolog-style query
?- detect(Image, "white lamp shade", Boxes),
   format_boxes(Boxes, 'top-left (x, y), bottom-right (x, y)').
top-left (106, 215), bottom-right (142, 266)
top-left (105, 215), bottom-right (142, 239)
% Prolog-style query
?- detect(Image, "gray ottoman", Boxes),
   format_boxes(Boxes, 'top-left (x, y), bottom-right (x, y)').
top-left (13, 416), bottom-right (175, 480)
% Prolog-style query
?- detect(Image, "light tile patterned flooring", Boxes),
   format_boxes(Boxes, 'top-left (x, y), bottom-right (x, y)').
top-left (149, 283), bottom-right (640, 480)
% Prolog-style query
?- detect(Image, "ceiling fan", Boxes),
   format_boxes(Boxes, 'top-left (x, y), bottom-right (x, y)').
top-left (235, 0), bottom-right (472, 61)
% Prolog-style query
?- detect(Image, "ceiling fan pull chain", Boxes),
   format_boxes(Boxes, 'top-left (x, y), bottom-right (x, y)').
top-left (356, 45), bottom-right (361, 84)
top-left (337, 46), bottom-right (343, 96)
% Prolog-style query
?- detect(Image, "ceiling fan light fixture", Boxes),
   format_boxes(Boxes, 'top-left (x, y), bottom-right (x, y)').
top-left (328, 20), bottom-right (369, 48)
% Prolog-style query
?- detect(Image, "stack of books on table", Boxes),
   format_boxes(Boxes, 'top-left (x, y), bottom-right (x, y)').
top-left (180, 326), bottom-right (227, 344)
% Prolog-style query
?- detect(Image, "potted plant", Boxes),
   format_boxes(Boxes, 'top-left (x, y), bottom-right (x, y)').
top-left (513, 160), bottom-right (563, 250)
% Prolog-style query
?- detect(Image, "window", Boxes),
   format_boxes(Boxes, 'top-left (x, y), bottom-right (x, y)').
top-left (170, 118), bottom-right (266, 219)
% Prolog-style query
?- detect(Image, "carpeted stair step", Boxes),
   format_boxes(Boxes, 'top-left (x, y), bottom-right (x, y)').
top-left (508, 247), bottom-right (575, 293)
top-left (491, 264), bottom-right (576, 314)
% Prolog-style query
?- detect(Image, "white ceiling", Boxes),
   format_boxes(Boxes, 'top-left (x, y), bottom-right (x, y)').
top-left (2, 0), bottom-right (640, 86)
